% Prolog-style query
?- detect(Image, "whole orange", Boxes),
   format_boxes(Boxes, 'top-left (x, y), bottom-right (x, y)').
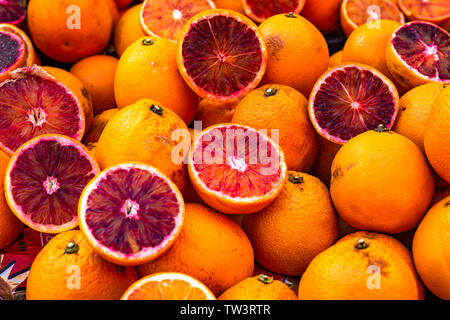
top-left (243, 172), bottom-right (338, 276)
top-left (214, 0), bottom-right (244, 13)
top-left (195, 100), bottom-right (236, 129)
top-left (138, 203), bottom-right (254, 296)
top-left (331, 127), bottom-right (435, 234)
top-left (27, 0), bottom-right (113, 63)
top-left (311, 137), bottom-right (341, 187)
top-left (413, 196), bottom-right (450, 300)
top-left (258, 13), bottom-right (329, 98)
top-left (115, 36), bottom-right (199, 125)
top-left (301, 0), bottom-right (342, 34)
top-left (114, 4), bottom-right (145, 57)
top-left (219, 275), bottom-right (297, 300)
top-left (82, 108), bottom-right (119, 144)
top-left (26, 230), bottom-right (138, 300)
top-left (329, 50), bottom-right (343, 69)
top-left (70, 55), bottom-right (119, 115)
top-left (232, 84), bottom-right (319, 172)
top-left (298, 231), bottom-right (424, 300)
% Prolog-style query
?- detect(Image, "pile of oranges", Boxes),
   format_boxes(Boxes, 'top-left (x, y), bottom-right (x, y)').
top-left (0, 0), bottom-right (449, 301)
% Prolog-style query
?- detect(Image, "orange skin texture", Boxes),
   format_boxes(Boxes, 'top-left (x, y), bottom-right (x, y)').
top-left (82, 108), bottom-right (119, 144)
top-left (42, 66), bottom-right (94, 132)
top-left (115, 36), bottom-right (198, 125)
top-left (27, 0), bottom-right (113, 63)
top-left (243, 172), bottom-right (338, 276)
top-left (232, 84), bottom-right (319, 172)
top-left (138, 203), bottom-right (255, 296)
top-left (0, 149), bottom-right (23, 250)
top-left (95, 99), bottom-right (189, 193)
top-left (299, 231), bottom-right (425, 300)
top-left (393, 82), bottom-right (445, 153)
top-left (214, 0), bottom-right (244, 13)
top-left (70, 55), bottom-right (119, 116)
top-left (195, 100), bottom-right (236, 129)
top-left (424, 85), bottom-right (450, 184)
top-left (312, 137), bottom-right (341, 187)
top-left (328, 50), bottom-right (343, 69)
top-left (258, 13), bottom-right (329, 98)
top-left (331, 130), bottom-right (435, 234)
top-left (219, 276), bottom-right (297, 300)
top-left (413, 197), bottom-right (450, 300)
top-left (301, 0), bottom-right (342, 34)
top-left (105, 0), bottom-right (120, 26)
top-left (114, 4), bottom-right (145, 57)
top-left (26, 230), bottom-right (138, 300)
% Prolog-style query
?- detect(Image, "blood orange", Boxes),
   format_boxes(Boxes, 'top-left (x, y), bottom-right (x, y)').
top-left (78, 163), bottom-right (185, 266)
top-left (0, 66), bottom-right (85, 155)
top-left (177, 9), bottom-right (267, 103)
top-left (398, 0), bottom-right (450, 25)
top-left (121, 272), bottom-right (216, 300)
top-left (386, 21), bottom-right (450, 90)
top-left (188, 124), bottom-right (287, 214)
top-left (140, 0), bottom-right (215, 42)
top-left (243, 0), bottom-right (306, 23)
top-left (309, 63), bottom-right (399, 145)
top-left (4, 134), bottom-right (99, 233)
top-left (0, 0), bottom-right (26, 25)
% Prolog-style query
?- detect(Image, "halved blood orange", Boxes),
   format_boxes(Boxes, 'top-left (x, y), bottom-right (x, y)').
top-left (188, 124), bottom-right (287, 214)
top-left (340, 0), bottom-right (405, 36)
top-left (387, 21), bottom-right (450, 90)
top-left (243, 0), bottom-right (306, 23)
top-left (309, 63), bottom-right (399, 145)
top-left (177, 9), bottom-right (267, 103)
top-left (121, 272), bottom-right (216, 300)
top-left (78, 163), bottom-right (185, 266)
top-left (399, 0), bottom-right (450, 25)
top-left (0, 0), bottom-right (26, 25)
top-left (4, 134), bottom-right (99, 233)
top-left (0, 66), bottom-right (85, 155)
top-left (140, 0), bottom-right (215, 42)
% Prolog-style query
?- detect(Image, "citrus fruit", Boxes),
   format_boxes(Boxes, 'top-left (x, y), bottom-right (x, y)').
top-left (177, 9), bottom-right (267, 103)
top-left (218, 275), bottom-right (297, 300)
top-left (309, 64), bottom-right (399, 145)
top-left (5, 134), bottom-right (99, 233)
top-left (140, 0), bottom-right (215, 42)
top-left (331, 127), bottom-right (435, 234)
top-left (386, 21), bottom-right (450, 91)
top-left (27, 0), bottom-right (113, 63)
top-left (242, 0), bottom-right (306, 23)
top-left (258, 13), bottom-right (329, 98)
top-left (121, 272), bottom-right (216, 300)
top-left (298, 232), bottom-right (424, 300)
top-left (79, 162), bottom-right (185, 266)
top-left (398, 0), bottom-right (450, 25)
top-left (70, 55), bottom-right (119, 116)
top-left (393, 82), bottom-right (445, 153)
top-left (214, 0), bottom-right (245, 13)
top-left (188, 124), bottom-right (287, 214)
top-left (114, 4), bottom-right (145, 57)
top-left (232, 84), bottom-right (319, 172)
top-left (424, 84), bottom-right (450, 184)
top-left (301, 0), bottom-right (342, 34)
top-left (115, 36), bottom-right (198, 125)
top-left (195, 100), bottom-right (236, 129)
top-left (95, 99), bottom-right (190, 193)
top-left (0, 66), bottom-right (88, 155)
top-left (105, 0), bottom-right (119, 26)
top-left (340, 0), bottom-right (405, 36)
top-left (26, 230), bottom-right (138, 300)
top-left (243, 172), bottom-right (338, 276)
top-left (115, 0), bottom-right (133, 9)
top-left (138, 203), bottom-right (254, 296)
top-left (311, 137), bottom-right (342, 187)
top-left (82, 108), bottom-right (119, 144)
top-left (0, 0), bottom-right (26, 25)
top-left (0, 148), bottom-right (23, 250)
top-left (329, 50), bottom-right (343, 68)
top-left (413, 196), bottom-right (450, 300)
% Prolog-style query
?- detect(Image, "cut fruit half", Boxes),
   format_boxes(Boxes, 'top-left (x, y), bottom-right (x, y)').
top-left (188, 124), bottom-right (287, 214)
top-left (387, 21), bottom-right (450, 90)
top-left (78, 163), bottom-right (185, 266)
top-left (4, 134), bottom-right (99, 233)
top-left (121, 272), bottom-right (216, 300)
top-left (309, 63), bottom-right (399, 145)
top-left (0, 0), bottom-right (26, 25)
top-left (177, 9), bottom-right (267, 103)
top-left (243, 0), bottom-right (306, 23)
top-left (140, 0), bottom-right (215, 42)
top-left (0, 66), bottom-right (85, 155)
top-left (399, 0), bottom-right (450, 24)
top-left (340, 0), bottom-right (405, 36)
